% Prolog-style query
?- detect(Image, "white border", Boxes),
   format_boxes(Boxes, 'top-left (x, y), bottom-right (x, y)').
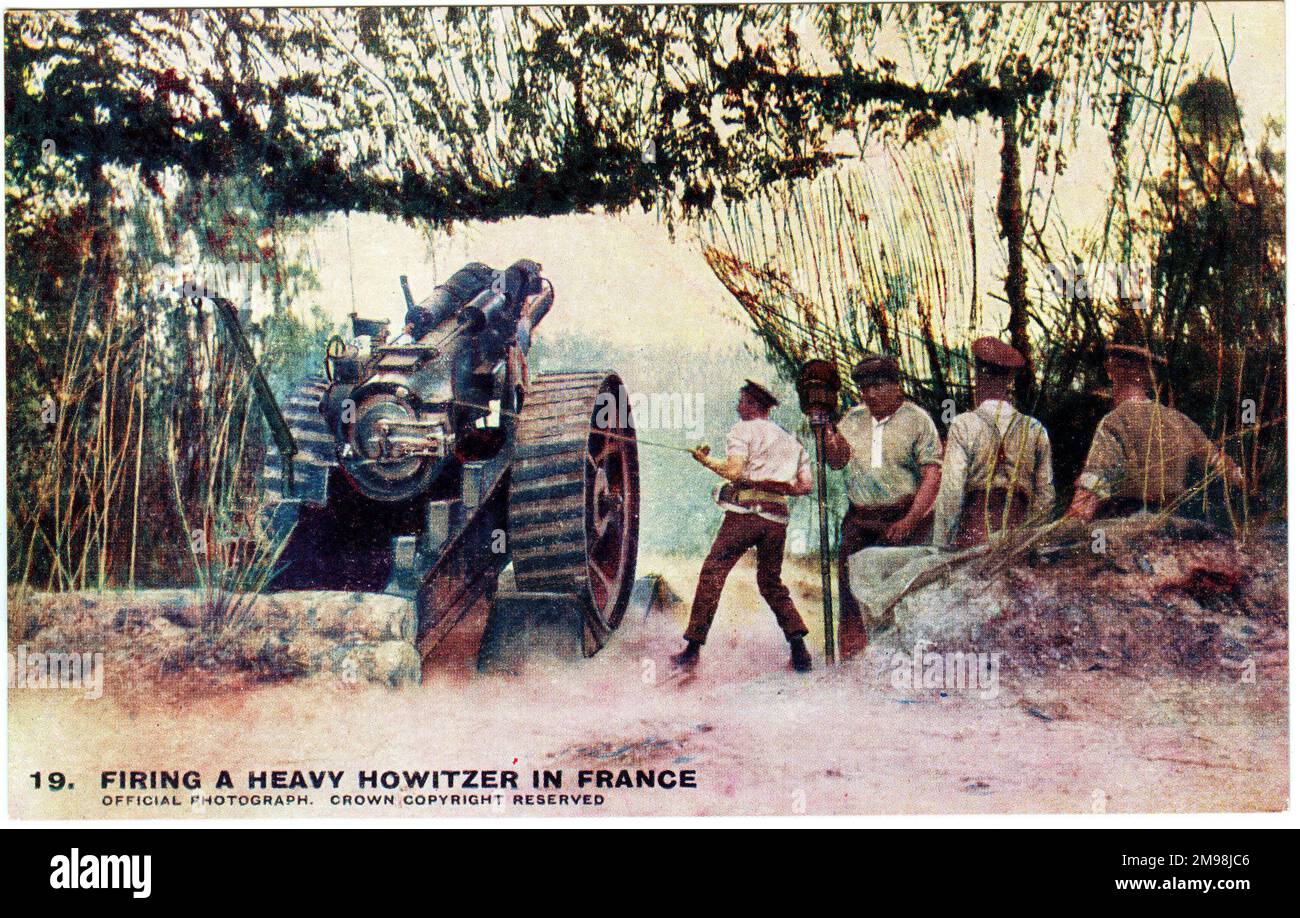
top-left (0, 0), bottom-right (1294, 830)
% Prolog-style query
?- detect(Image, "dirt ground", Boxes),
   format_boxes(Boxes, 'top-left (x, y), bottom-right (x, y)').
top-left (8, 552), bottom-right (1288, 818)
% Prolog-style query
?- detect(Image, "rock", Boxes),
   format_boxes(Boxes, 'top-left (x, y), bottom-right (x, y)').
top-left (145, 618), bottom-right (189, 642)
top-left (879, 575), bottom-right (1003, 650)
top-left (16, 589), bottom-right (415, 642)
top-left (330, 640), bottom-right (422, 687)
top-left (11, 588), bottom-right (421, 690)
top-left (258, 591), bottom-right (415, 642)
top-left (15, 589), bottom-right (200, 633)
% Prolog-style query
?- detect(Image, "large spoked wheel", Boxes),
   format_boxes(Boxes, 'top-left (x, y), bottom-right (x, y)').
top-left (509, 372), bottom-right (640, 655)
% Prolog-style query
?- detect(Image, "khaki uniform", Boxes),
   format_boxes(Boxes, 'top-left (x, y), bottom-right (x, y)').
top-left (1077, 398), bottom-right (1217, 516)
top-left (836, 402), bottom-right (943, 508)
top-left (933, 400), bottom-right (1054, 549)
top-left (835, 401), bottom-right (942, 655)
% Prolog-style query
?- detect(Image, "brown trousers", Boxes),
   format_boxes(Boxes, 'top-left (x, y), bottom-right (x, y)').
top-left (685, 511), bottom-right (808, 644)
top-left (837, 499), bottom-right (930, 659)
top-left (952, 488), bottom-right (1030, 550)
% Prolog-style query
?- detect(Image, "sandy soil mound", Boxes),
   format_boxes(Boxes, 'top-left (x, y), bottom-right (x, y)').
top-left (887, 519), bottom-right (1287, 679)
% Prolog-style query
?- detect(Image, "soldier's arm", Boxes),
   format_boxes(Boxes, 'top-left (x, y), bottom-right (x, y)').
top-left (743, 472), bottom-right (812, 496)
top-left (888, 464), bottom-right (942, 543)
top-left (1078, 423), bottom-right (1120, 496)
top-left (692, 445), bottom-right (747, 482)
top-left (1069, 422), bottom-right (1121, 520)
top-left (931, 424), bottom-right (970, 548)
top-left (913, 413), bottom-right (945, 522)
top-left (1066, 489), bottom-right (1102, 522)
top-left (1212, 451), bottom-right (1246, 490)
top-left (1192, 422), bottom-right (1246, 490)
top-left (515, 281), bottom-right (555, 353)
top-left (887, 416), bottom-right (943, 542)
top-left (824, 423), bottom-right (852, 470)
top-left (773, 464), bottom-right (814, 497)
top-left (787, 444), bottom-right (814, 496)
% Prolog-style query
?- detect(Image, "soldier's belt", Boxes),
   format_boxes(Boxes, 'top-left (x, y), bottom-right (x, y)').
top-left (714, 483), bottom-right (790, 522)
top-left (732, 487), bottom-right (789, 506)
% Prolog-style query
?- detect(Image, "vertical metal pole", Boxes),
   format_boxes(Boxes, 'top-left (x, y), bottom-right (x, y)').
top-left (814, 424), bottom-right (836, 665)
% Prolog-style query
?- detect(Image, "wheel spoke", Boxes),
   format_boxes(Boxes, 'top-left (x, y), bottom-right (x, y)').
top-left (588, 557), bottom-right (613, 616)
top-left (588, 436), bottom-right (614, 471)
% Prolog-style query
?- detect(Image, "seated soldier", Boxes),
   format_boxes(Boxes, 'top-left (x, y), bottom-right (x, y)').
top-left (932, 337), bottom-right (1055, 550)
top-left (1067, 343), bottom-right (1244, 522)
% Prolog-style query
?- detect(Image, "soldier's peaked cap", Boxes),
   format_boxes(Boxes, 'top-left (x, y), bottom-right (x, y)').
top-left (971, 337), bottom-right (1025, 373)
top-left (851, 355), bottom-right (901, 384)
top-left (1106, 343), bottom-right (1168, 367)
top-left (741, 379), bottom-right (779, 409)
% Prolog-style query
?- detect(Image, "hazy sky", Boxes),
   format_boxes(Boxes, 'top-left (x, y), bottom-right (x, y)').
top-left (297, 2), bottom-right (1285, 357)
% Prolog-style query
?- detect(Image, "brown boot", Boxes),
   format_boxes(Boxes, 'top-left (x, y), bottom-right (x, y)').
top-left (671, 640), bottom-right (701, 668)
top-left (789, 636), bottom-right (812, 672)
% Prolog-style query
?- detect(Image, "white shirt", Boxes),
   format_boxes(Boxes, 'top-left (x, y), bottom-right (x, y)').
top-left (869, 412), bottom-right (894, 468)
top-left (725, 418), bottom-right (810, 485)
top-left (976, 398), bottom-right (1018, 431)
top-left (930, 398), bottom-right (1055, 548)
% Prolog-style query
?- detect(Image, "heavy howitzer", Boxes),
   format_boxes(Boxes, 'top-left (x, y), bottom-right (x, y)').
top-left (209, 260), bottom-right (641, 663)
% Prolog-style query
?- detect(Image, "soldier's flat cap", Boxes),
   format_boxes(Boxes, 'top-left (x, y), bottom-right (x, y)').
top-left (741, 379), bottom-right (779, 409)
top-left (971, 336), bottom-right (1025, 372)
top-left (850, 355), bottom-right (901, 384)
top-left (1106, 343), bottom-right (1168, 367)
